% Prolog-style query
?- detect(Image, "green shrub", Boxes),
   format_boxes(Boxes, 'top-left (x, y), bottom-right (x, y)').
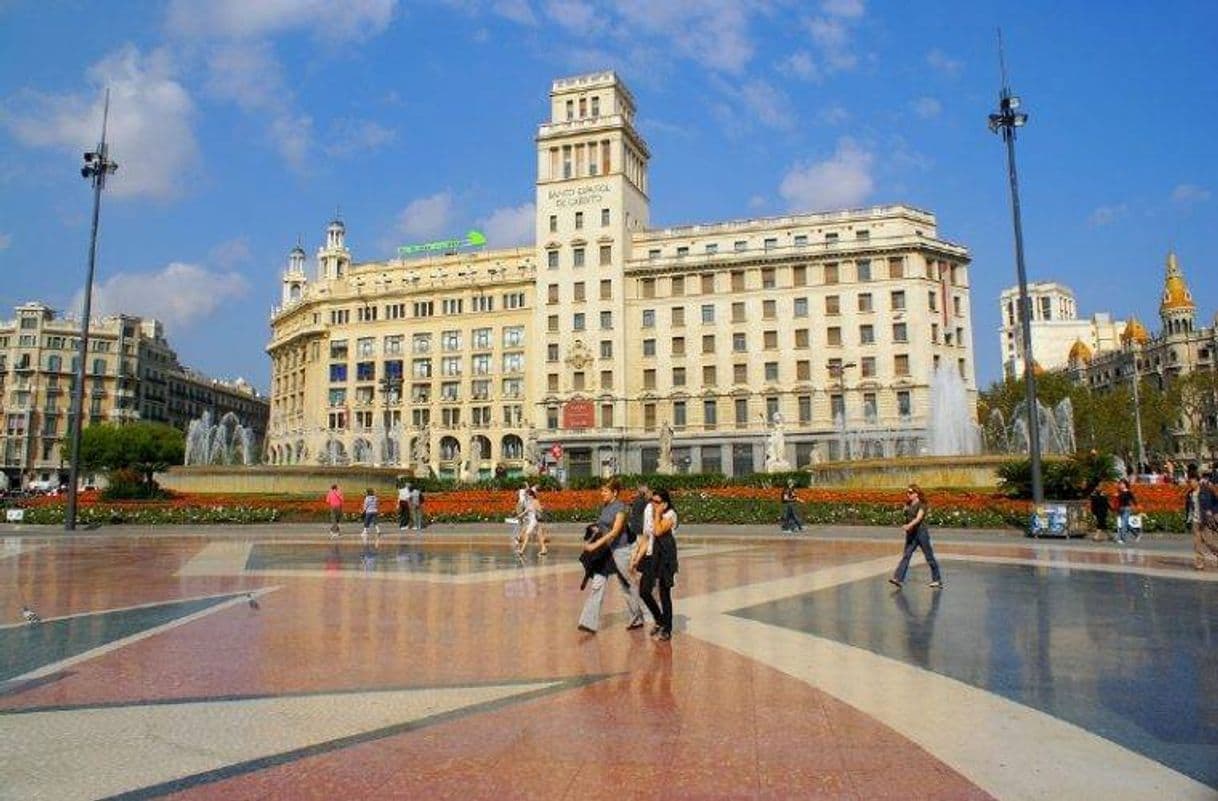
top-left (997, 453), bottom-right (1118, 500)
top-left (102, 468), bottom-right (171, 501)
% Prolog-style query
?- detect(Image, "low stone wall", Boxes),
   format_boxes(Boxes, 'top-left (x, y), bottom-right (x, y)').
top-left (807, 455), bottom-right (1014, 489)
top-left (157, 465), bottom-right (410, 495)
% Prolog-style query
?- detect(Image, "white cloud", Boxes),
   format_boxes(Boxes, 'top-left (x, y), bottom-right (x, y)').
top-left (545, 0), bottom-right (603, 32)
top-left (741, 80), bottom-right (794, 130)
top-left (614, 1), bottom-right (756, 74)
top-left (1087, 204), bottom-right (1128, 227)
top-left (395, 192), bottom-right (456, 239)
top-left (324, 118), bottom-right (396, 157)
top-left (805, 0), bottom-right (866, 72)
top-left (1171, 184), bottom-right (1211, 205)
top-left (779, 138), bottom-right (875, 212)
top-left (1, 45), bottom-right (199, 199)
top-left (0, 233), bottom-right (11, 251)
top-left (208, 237), bottom-right (253, 268)
top-left (73, 262), bottom-right (249, 332)
top-left (747, 194), bottom-right (767, 210)
top-left (480, 202), bottom-right (535, 246)
top-left (492, 0), bottom-right (537, 25)
top-left (777, 50), bottom-right (820, 82)
top-left (926, 48), bottom-right (963, 77)
top-left (818, 105), bottom-right (850, 125)
top-left (912, 96), bottom-right (941, 119)
top-left (821, 0), bottom-right (864, 19)
top-left (166, 0), bottom-right (397, 41)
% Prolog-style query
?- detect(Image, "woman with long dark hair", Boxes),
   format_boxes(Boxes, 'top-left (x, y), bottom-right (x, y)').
top-left (632, 487), bottom-right (680, 640)
top-left (889, 484), bottom-right (942, 589)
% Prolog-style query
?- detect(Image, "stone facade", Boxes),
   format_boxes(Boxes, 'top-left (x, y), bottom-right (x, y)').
top-left (998, 281), bottom-right (1124, 378)
top-left (266, 72), bottom-right (977, 478)
top-left (0, 302), bottom-right (268, 487)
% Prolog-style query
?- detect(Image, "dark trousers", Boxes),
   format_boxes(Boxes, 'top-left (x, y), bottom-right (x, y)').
top-left (894, 527), bottom-right (941, 582)
top-left (781, 502), bottom-right (803, 530)
top-left (398, 501), bottom-right (411, 528)
top-left (639, 560), bottom-right (673, 632)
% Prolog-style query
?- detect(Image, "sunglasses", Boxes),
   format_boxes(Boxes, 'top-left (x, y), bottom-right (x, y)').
top-left (650, 497), bottom-right (663, 503)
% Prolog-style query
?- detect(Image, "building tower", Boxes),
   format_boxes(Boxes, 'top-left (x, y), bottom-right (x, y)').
top-left (532, 71), bottom-right (652, 473)
top-left (318, 217), bottom-right (350, 282)
top-left (281, 243), bottom-right (308, 306)
top-left (1159, 251), bottom-right (1195, 337)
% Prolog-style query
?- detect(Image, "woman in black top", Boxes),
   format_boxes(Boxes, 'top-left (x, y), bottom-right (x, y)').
top-left (633, 488), bottom-right (680, 640)
top-left (1115, 478), bottom-right (1137, 544)
top-left (780, 479), bottom-right (804, 532)
top-left (889, 484), bottom-right (942, 589)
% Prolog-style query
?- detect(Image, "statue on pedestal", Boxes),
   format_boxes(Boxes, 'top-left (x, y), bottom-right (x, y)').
top-left (658, 420), bottom-right (675, 474)
top-left (523, 424), bottom-right (540, 476)
top-left (764, 411), bottom-right (791, 473)
top-left (412, 424), bottom-right (432, 476)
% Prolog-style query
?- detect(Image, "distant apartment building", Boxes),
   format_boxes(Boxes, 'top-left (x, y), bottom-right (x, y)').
top-left (999, 281), bottom-right (1125, 378)
top-left (0, 302), bottom-right (268, 487)
top-left (266, 71), bottom-right (977, 477)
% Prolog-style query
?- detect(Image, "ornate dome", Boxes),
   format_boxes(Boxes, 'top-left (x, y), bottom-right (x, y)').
top-left (1121, 316), bottom-right (1150, 346)
top-left (1160, 251), bottom-right (1195, 312)
top-left (1067, 339), bottom-right (1093, 365)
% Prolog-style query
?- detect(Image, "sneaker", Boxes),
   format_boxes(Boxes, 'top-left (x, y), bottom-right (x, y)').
top-left (650, 624), bottom-right (663, 636)
top-left (928, 580), bottom-right (943, 589)
top-left (577, 624), bottom-right (597, 634)
top-left (657, 630), bottom-right (671, 641)
top-left (626, 616), bottom-right (645, 631)
top-left (887, 578), bottom-right (902, 588)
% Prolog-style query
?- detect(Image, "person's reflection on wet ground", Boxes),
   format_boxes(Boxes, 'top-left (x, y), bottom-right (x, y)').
top-left (892, 587), bottom-right (941, 667)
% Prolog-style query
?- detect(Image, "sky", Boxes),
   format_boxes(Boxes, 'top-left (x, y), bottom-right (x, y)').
top-left (0, 0), bottom-right (1215, 392)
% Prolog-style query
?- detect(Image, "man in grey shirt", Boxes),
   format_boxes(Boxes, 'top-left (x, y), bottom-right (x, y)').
top-left (578, 478), bottom-right (645, 633)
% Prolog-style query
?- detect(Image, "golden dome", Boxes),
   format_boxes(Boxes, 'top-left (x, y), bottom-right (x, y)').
top-left (1067, 339), bottom-right (1093, 364)
top-left (1160, 251), bottom-right (1195, 312)
top-left (1121, 316), bottom-right (1150, 346)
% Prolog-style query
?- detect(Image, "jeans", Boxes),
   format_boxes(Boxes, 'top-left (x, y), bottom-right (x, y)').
top-left (781, 502), bottom-right (803, 531)
top-left (894, 527), bottom-right (941, 583)
top-left (639, 558), bottom-right (673, 632)
top-left (1116, 507), bottom-right (1132, 542)
top-left (398, 501), bottom-right (411, 528)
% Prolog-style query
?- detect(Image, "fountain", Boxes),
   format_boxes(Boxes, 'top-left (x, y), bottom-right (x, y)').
top-left (985, 397), bottom-right (1077, 456)
top-left (926, 365), bottom-right (982, 456)
top-left (184, 411), bottom-right (258, 466)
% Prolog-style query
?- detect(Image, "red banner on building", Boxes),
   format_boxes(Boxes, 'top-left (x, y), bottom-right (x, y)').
top-left (562, 399), bottom-right (594, 430)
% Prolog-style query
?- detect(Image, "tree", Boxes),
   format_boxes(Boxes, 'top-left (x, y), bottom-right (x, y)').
top-left (1174, 370), bottom-right (1218, 460)
top-left (79, 422), bottom-right (185, 492)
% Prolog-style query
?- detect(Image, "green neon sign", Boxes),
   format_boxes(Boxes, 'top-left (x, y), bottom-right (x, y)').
top-left (397, 229), bottom-right (487, 256)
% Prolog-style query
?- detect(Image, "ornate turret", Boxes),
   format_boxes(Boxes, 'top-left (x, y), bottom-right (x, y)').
top-left (1121, 316), bottom-right (1150, 348)
top-left (1067, 339), bottom-right (1093, 367)
top-left (281, 243), bottom-right (308, 306)
top-left (318, 216), bottom-right (351, 281)
top-left (1159, 251), bottom-right (1196, 336)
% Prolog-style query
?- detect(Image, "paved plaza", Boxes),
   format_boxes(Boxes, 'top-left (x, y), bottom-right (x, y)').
top-left (1, 524), bottom-right (1215, 800)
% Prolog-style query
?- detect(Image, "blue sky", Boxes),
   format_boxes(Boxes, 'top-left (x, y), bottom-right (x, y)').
top-left (1, 0), bottom-right (1215, 391)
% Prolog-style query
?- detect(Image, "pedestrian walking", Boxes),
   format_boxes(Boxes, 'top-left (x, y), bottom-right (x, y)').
top-left (326, 484), bottom-right (344, 538)
top-left (578, 478), bottom-right (645, 634)
top-left (361, 488), bottom-right (381, 544)
top-left (1114, 478), bottom-right (1137, 544)
top-left (632, 487), bottom-right (679, 641)
top-left (409, 485), bottom-right (424, 531)
top-left (516, 487), bottom-right (545, 556)
top-left (780, 479), bottom-right (804, 532)
top-left (1192, 469), bottom-right (1218, 570)
top-left (889, 484), bottom-right (943, 589)
top-left (397, 479), bottom-right (412, 530)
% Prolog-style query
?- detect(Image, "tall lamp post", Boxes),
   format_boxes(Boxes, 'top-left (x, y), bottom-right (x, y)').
top-left (65, 91), bottom-right (118, 531)
top-left (988, 48), bottom-right (1044, 505)
top-left (1129, 354), bottom-right (1147, 473)
top-left (828, 361), bottom-right (856, 460)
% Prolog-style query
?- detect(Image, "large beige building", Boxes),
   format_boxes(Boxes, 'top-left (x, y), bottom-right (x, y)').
top-left (266, 72), bottom-right (976, 478)
top-left (0, 302), bottom-right (268, 488)
top-left (998, 281), bottom-right (1125, 378)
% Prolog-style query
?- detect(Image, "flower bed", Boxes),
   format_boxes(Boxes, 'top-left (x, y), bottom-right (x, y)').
top-left (5, 484), bottom-right (1191, 532)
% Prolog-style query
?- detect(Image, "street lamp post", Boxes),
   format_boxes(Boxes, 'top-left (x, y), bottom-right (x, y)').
top-left (827, 361), bottom-right (856, 460)
top-left (65, 91), bottom-right (118, 531)
top-left (1129, 355), bottom-right (1147, 473)
top-left (988, 47), bottom-right (1044, 505)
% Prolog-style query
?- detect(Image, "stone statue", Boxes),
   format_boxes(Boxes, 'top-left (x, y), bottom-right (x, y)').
top-left (523, 424), bottom-right (540, 476)
top-left (658, 420), bottom-right (675, 474)
top-left (412, 424), bottom-right (431, 471)
top-left (764, 411), bottom-right (791, 473)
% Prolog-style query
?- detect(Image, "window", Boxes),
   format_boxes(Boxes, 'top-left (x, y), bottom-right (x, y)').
top-left (702, 334), bottom-right (715, 354)
top-left (503, 326), bottom-right (524, 347)
top-left (895, 390), bottom-right (913, 420)
top-left (762, 300), bottom-right (776, 319)
top-left (701, 274), bottom-right (715, 293)
top-left (891, 290), bottom-right (906, 311)
top-left (732, 333), bottom-right (747, 352)
top-left (704, 243), bottom-right (718, 256)
top-left (766, 396), bottom-right (779, 421)
top-left (644, 403), bottom-right (656, 431)
top-left (672, 336), bottom-right (686, 356)
top-left (643, 338), bottom-right (656, 357)
top-left (929, 291), bottom-right (938, 312)
top-left (825, 295), bottom-right (840, 315)
top-left (442, 298), bottom-right (463, 315)
top-left (703, 399), bottom-right (718, 429)
top-left (733, 363), bottom-right (748, 384)
top-left (794, 297), bottom-right (808, 317)
top-left (858, 293), bottom-right (873, 313)
top-left (732, 302), bottom-right (746, 323)
top-left (471, 379), bottom-right (490, 400)
top-left (575, 211), bottom-right (584, 230)
top-left (731, 271), bottom-right (745, 292)
top-left (827, 327), bottom-right (842, 346)
top-left (330, 340), bottom-right (349, 359)
top-left (384, 335), bottom-right (404, 355)
top-left (649, 248), bottom-right (661, 260)
top-left (600, 403), bottom-right (613, 428)
top-left (798, 395), bottom-right (812, 424)
top-left (547, 374), bottom-right (559, 392)
top-left (412, 359), bottom-right (432, 378)
top-left (703, 365), bottom-right (717, 385)
top-left (796, 360), bottom-right (810, 381)
top-left (888, 257), bottom-right (905, 279)
top-left (471, 295), bottom-right (493, 313)
top-left (442, 356), bottom-right (462, 376)
top-left (547, 250), bottom-right (559, 269)
top-left (573, 313), bottom-right (586, 331)
top-left (600, 340), bottom-right (613, 358)
top-left (330, 364), bottom-right (348, 382)
top-left (676, 246), bottom-right (689, 257)
top-left (547, 284), bottom-right (559, 304)
top-left (701, 304), bottom-right (715, 324)
top-left (824, 263), bottom-right (839, 284)
top-left (441, 382), bottom-right (460, 401)
top-left (763, 237), bottom-right (777, 252)
top-left (864, 392), bottom-right (877, 423)
top-left (413, 301), bottom-right (434, 317)
top-left (859, 325), bottom-right (875, 345)
top-left (547, 314), bottom-right (559, 333)
top-left (953, 296), bottom-right (963, 316)
top-left (794, 329), bottom-right (809, 348)
top-left (642, 309), bottom-right (655, 328)
top-left (671, 276), bottom-right (684, 296)
top-left (672, 367), bottom-right (686, 386)
top-left (893, 323), bottom-right (908, 343)
top-left (600, 311), bottom-right (613, 329)
top-left (673, 401), bottom-right (687, 428)
top-left (503, 291), bottom-right (526, 309)
top-left (671, 307), bottom-right (685, 327)
top-left (572, 372), bottom-right (585, 391)
top-left (549, 214), bottom-right (558, 232)
top-left (825, 232), bottom-right (839, 244)
top-left (601, 208), bottom-right (610, 226)
top-left (763, 330), bottom-right (778, 349)
top-left (599, 245), bottom-right (612, 266)
top-left (894, 354), bottom-right (910, 376)
top-left (856, 229), bottom-right (870, 241)
top-left (644, 369), bottom-right (656, 390)
top-left (574, 281), bottom-right (586, 302)
top-left (734, 240), bottom-right (747, 252)
top-left (469, 328), bottom-right (490, 350)
top-left (931, 323), bottom-right (940, 344)
top-left (328, 388), bottom-right (347, 406)
top-left (861, 356), bottom-right (876, 378)
top-left (761, 267), bottom-right (776, 288)
top-left (442, 330), bottom-right (462, 352)
top-left (734, 398), bottom-right (749, 427)
top-left (502, 353), bottom-right (525, 373)
top-left (601, 370), bottom-right (613, 390)
top-left (573, 247), bottom-right (585, 268)
top-left (547, 343), bottom-right (559, 362)
top-left (764, 362), bottom-right (779, 382)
